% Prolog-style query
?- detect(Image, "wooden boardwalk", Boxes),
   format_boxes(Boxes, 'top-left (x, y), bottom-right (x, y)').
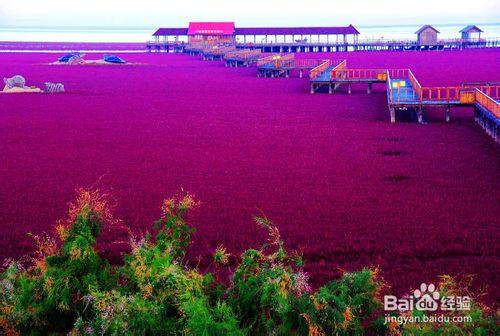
top-left (310, 60), bottom-right (500, 134)
top-left (202, 45), bottom-right (236, 60)
top-left (474, 90), bottom-right (500, 142)
top-left (179, 44), bottom-right (499, 141)
top-left (256, 54), bottom-right (330, 78)
top-left (224, 49), bottom-right (262, 67)
top-left (147, 39), bottom-right (500, 53)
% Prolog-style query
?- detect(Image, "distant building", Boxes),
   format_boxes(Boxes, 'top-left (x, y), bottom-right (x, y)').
top-left (187, 22), bottom-right (235, 44)
top-left (415, 25), bottom-right (440, 45)
top-left (460, 25), bottom-right (483, 41)
top-left (152, 22), bottom-right (360, 44)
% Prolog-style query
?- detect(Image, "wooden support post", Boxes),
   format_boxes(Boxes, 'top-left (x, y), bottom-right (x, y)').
top-left (310, 83), bottom-right (315, 94)
top-left (417, 106), bottom-right (424, 124)
top-left (367, 83), bottom-right (372, 94)
top-left (299, 70), bottom-right (303, 78)
top-left (348, 84), bottom-right (352, 94)
top-left (329, 84), bottom-right (333, 94)
top-left (390, 107), bottom-right (396, 123)
top-left (445, 105), bottom-right (451, 122)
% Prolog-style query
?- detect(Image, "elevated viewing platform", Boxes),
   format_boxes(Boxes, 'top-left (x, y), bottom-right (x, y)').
top-left (308, 59), bottom-right (500, 132)
top-left (224, 49), bottom-right (262, 67)
top-left (202, 45), bottom-right (236, 60)
top-left (256, 54), bottom-right (330, 78)
top-left (175, 33), bottom-right (498, 142)
top-left (148, 22), bottom-right (500, 53)
top-left (148, 39), bottom-right (500, 53)
top-left (474, 89), bottom-right (500, 142)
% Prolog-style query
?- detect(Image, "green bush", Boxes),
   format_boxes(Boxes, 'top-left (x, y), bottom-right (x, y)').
top-left (0, 189), bottom-right (496, 335)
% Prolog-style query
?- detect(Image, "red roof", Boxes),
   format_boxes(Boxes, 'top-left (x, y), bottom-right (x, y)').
top-left (187, 22), bottom-right (235, 35)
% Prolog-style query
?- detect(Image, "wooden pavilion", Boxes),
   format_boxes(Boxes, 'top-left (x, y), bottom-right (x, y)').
top-left (415, 25), bottom-right (440, 45)
top-left (152, 22), bottom-right (360, 45)
top-left (460, 25), bottom-right (483, 41)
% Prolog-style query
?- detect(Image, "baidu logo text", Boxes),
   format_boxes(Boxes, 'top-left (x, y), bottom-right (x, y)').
top-left (384, 283), bottom-right (471, 312)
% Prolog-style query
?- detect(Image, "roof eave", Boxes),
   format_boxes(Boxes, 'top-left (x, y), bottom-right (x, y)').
top-left (415, 25), bottom-right (440, 34)
top-left (460, 25), bottom-right (483, 33)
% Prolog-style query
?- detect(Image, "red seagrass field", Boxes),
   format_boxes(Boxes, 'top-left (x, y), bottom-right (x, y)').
top-left (0, 49), bottom-right (499, 304)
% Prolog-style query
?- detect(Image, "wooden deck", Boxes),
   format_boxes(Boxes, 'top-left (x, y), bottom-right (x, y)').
top-left (309, 60), bottom-right (500, 129)
top-left (202, 46), bottom-right (236, 60)
top-left (474, 89), bottom-right (500, 142)
top-left (147, 38), bottom-right (500, 53)
top-left (171, 43), bottom-right (500, 141)
top-left (224, 49), bottom-right (262, 67)
top-left (256, 54), bottom-right (329, 77)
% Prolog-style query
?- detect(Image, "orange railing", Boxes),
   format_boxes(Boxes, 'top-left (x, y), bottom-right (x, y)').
top-left (392, 88), bottom-right (420, 103)
top-left (272, 54), bottom-right (295, 67)
top-left (285, 59), bottom-right (326, 68)
top-left (257, 55), bottom-right (277, 66)
top-left (473, 85), bottom-right (500, 99)
top-left (209, 46), bottom-right (236, 55)
top-left (420, 87), bottom-right (462, 102)
top-left (408, 70), bottom-right (422, 99)
top-left (257, 54), bottom-right (294, 67)
top-left (387, 69), bottom-right (419, 103)
top-left (387, 68), bottom-right (409, 79)
top-left (330, 59), bottom-right (347, 79)
top-left (310, 60), bottom-right (332, 79)
top-left (475, 89), bottom-right (500, 118)
top-left (225, 49), bottom-right (261, 59)
top-left (185, 43), bottom-right (206, 51)
top-left (338, 68), bottom-right (388, 80)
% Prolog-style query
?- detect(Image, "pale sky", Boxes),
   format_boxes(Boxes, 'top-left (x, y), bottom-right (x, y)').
top-left (1, 0), bottom-right (499, 28)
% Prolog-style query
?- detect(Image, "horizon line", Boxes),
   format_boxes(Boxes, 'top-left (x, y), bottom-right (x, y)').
top-left (0, 22), bottom-right (499, 31)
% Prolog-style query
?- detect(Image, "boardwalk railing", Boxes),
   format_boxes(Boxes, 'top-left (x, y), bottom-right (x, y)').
top-left (387, 69), bottom-right (419, 104)
top-left (475, 85), bottom-right (500, 99)
top-left (225, 49), bottom-right (261, 60)
top-left (391, 88), bottom-right (420, 103)
top-left (387, 69), bottom-right (409, 79)
top-left (330, 59), bottom-right (347, 79)
top-left (282, 58), bottom-right (326, 68)
top-left (257, 55), bottom-right (277, 66)
top-left (256, 54), bottom-right (293, 67)
top-left (408, 70), bottom-right (422, 99)
top-left (310, 60), bottom-right (332, 79)
top-left (271, 54), bottom-right (295, 68)
top-left (337, 68), bottom-right (388, 80)
top-left (475, 89), bottom-right (500, 118)
top-left (385, 69), bottom-right (411, 104)
top-left (185, 43), bottom-right (206, 52)
top-left (203, 45), bottom-right (235, 55)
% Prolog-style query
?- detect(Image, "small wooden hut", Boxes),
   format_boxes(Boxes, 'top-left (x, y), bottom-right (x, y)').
top-left (460, 25), bottom-right (483, 41)
top-left (415, 25), bottom-right (440, 45)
